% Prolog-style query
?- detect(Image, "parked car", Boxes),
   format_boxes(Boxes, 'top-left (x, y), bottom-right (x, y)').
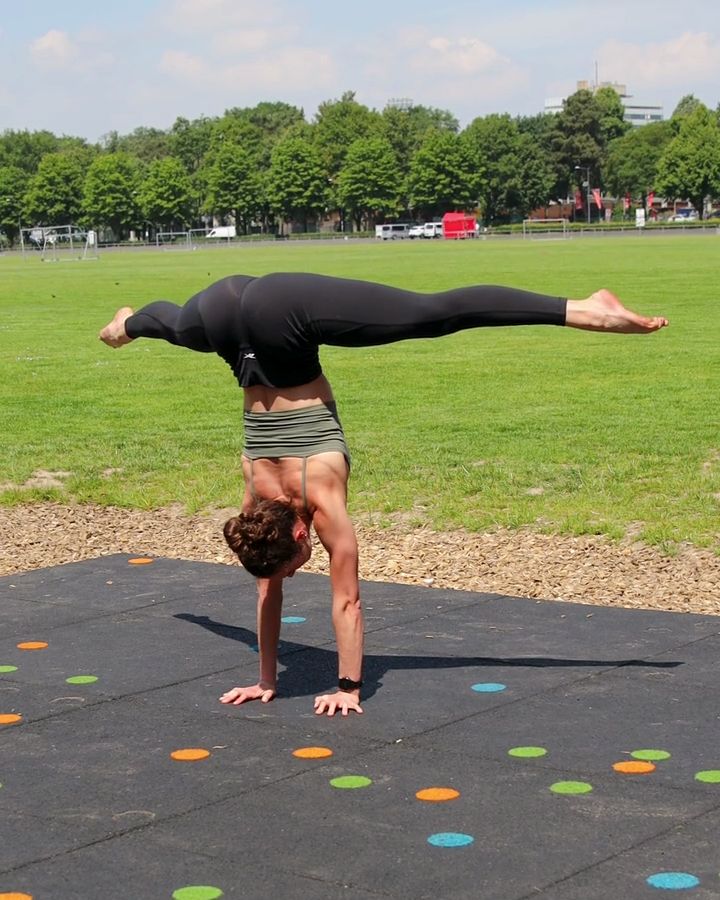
top-left (669, 210), bottom-right (698, 222)
top-left (375, 223), bottom-right (411, 240)
top-left (408, 225), bottom-right (425, 239)
top-left (423, 222), bottom-right (444, 238)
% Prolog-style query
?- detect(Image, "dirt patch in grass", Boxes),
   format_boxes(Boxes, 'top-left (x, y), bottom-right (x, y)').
top-left (2, 502), bottom-right (719, 616)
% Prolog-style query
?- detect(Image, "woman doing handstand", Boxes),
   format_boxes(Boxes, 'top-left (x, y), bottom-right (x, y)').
top-left (99, 272), bottom-right (668, 716)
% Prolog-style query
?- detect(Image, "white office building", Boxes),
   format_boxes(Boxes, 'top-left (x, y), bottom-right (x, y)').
top-left (544, 80), bottom-right (663, 127)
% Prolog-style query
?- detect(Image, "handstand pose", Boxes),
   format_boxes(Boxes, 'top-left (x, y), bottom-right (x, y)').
top-left (99, 272), bottom-right (668, 716)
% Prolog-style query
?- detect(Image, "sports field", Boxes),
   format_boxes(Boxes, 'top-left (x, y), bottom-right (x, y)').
top-left (1, 234), bottom-right (718, 553)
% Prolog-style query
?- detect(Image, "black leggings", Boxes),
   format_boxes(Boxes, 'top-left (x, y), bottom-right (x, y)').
top-left (125, 273), bottom-right (567, 388)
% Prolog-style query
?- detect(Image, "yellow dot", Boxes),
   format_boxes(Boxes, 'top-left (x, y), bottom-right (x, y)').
top-left (128, 557), bottom-right (154, 565)
top-left (0, 714), bottom-right (22, 726)
top-left (171, 748), bottom-right (210, 761)
top-left (613, 760), bottom-right (656, 774)
top-left (17, 641), bottom-right (48, 651)
top-left (416, 787), bottom-right (461, 802)
top-left (292, 746), bottom-right (333, 759)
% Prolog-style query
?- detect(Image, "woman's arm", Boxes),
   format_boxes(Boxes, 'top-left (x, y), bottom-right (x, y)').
top-left (311, 471), bottom-right (364, 717)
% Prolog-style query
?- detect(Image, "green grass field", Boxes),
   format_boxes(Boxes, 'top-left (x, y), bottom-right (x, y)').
top-left (1, 234), bottom-right (718, 553)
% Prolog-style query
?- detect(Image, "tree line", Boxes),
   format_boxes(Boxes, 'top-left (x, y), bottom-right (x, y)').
top-left (1, 89), bottom-right (719, 244)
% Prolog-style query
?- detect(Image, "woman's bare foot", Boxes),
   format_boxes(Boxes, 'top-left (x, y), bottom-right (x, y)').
top-left (565, 290), bottom-right (669, 333)
top-left (99, 307), bottom-right (134, 347)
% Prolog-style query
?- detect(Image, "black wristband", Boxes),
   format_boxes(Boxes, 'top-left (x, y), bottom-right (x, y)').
top-left (338, 676), bottom-right (363, 692)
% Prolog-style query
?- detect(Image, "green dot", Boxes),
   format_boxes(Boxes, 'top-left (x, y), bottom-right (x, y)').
top-left (695, 770), bottom-right (720, 784)
top-left (631, 749), bottom-right (671, 762)
top-left (330, 775), bottom-right (372, 789)
top-left (0, 666), bottom-right (18, 673)
top-left (509, 746), bottom-right (548, 758)
top-left (66, 675), bottom-right (98, 684)
top-left (550, 781), bottom-right (593, 795)
top-left (172, 887), bottom-right (224, 900)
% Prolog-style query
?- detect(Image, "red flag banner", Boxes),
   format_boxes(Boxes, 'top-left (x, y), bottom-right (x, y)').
top-left (647, 191), bottom-right (655, 208)
top-left (574, 191), bottom-right (583, 210)
top-left (623, 193), bottom-right (631, 211)
top-left (592, 188), bottom-right (603, 209)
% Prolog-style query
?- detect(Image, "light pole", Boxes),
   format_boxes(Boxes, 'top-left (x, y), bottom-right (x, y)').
top-left (574, 165), bottom-right (591, 225)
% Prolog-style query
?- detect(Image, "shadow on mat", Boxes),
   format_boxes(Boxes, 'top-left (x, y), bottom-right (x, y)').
top-left (175, 613), bottom-right (683, 701)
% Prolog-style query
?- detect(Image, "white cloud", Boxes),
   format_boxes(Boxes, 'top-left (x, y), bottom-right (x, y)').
top-left (164, 0), bottom-right (282, 32)
top-left (29, 28), bottom-right (114, 73)
top-left (159, 46), bottom-right (337, 92)
top-left (597, 32), bottom-right (720, 92)
top-left (212, 29), bottom-right (273, 55)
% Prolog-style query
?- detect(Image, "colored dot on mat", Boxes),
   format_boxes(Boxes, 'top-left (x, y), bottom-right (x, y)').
top-left (427, 832), bottom-right (474, 848)
top-left (632, 749), bottom-right (671, 762)
top-left (293, 746), bottom-right (333, 759)
top-left (471, 682), bottom-right (506, 693)
top-left (509, 746), bottom-right (548, 759)
top-left (613, 760), bottom-right (656, 774)
top-left (171, 748), bottom-right (211, 762)
top-left (17, 642), bottom-right (47, 651)
top-left (416, 787), bottom-right (460, 802)
top-left (694, 770), bottom-right (720, 784)
top-left (66, 675), bottom-right (99, 685)
top-left (330, 775), bottom-right (372, 789)
top-left (281, 616), bottom-right (306, 624)
top-left (646, 872), bottom-right (700, 890)
top-left (128, 557), bottom-right (154, 565)
top-left (550, 781), bottom-right (593, 795)
top-left (0, 666), bottom-right (18, 673)
top-left (0, 893), bottom-right (34, 899)
top-left (172, 887), bottom-right (224, 900)
top-left (0, 714), bottom-right (22, 726)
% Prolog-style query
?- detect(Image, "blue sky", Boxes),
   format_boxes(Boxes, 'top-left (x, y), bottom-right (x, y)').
top-left (3, 0), bottom-right (719, 140)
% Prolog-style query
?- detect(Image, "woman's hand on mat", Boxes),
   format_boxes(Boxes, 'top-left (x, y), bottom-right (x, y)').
top-left (314, 690), bottom-right (363, 717)
top-left (219, 683), bottom-right (275, 705)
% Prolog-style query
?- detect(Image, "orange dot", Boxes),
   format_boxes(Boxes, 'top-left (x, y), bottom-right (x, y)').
top-left (0, 893), bottom-right (34, 899)
top-left (170, 748), bottom-right (210, 761)
top-left (613, 760), bottom-right (656, 774)
top-left (17, 641), bottom-right (48, 651)
top-left (0, 714), bottom-right (22, 726)
top-left (416, 787), bottom-right (461, 802)
top-left (292, 746), bottom-right (333, 759)
top-left (128, 557), bottom-right (154, 565)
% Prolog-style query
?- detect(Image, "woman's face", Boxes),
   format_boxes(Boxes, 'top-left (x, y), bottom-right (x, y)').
top-left (278, 534), bottom-right (312, 579)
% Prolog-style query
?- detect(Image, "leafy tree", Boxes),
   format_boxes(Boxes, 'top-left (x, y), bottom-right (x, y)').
top-left (169, 116), bottom-right (216, 173)
top-left (380, 104), bottom-right (458, 185)
top-left (205, 141), bottom-right (262, 233)
top-left (595, 86), bottom-right (631, 144)
top-left (266, 136), bottom-right (327, 232)
top-left (656, 106), bottom-right (720, 217)
top-left (335, 137), bottom-right (401, 229)
top-left (549, 89), bottom-right (604, 196)
top-left (313, 91), bottom-right (383, 180)
top-left (0, 166), bottom-right (29, 243)
top-left (463, 114), bottom-right (520, 224)
top-left (406, 130), bottom-right (477, 220)
top-left (24, 152), bottom-right (86, 225)
top-left (513, 134), bottom-right (556, 218)
top-left (116, 127), bottom-right (171, 164)
top-left (137, 157), bottom-right (195, 230)
top-left (0, 130), bottom-right (60, 174)
top-left (672, 94), bottom-right (704, 120)
top-left (604, 122), bottom-right (673, 208)
top-left (83, 153), bottom-right (142, 239)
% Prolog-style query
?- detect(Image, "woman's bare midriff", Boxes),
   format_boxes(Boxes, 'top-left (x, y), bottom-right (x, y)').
top-left (243, 375), bottom-right (335, 412)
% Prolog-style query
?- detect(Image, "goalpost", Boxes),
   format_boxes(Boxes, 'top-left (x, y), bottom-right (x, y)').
top-left (155, 230), bottom-right (192, 251)
top-left (20, 225), bottom-right (98, 261)
top-left (522, 218), bottom-right (570, 240)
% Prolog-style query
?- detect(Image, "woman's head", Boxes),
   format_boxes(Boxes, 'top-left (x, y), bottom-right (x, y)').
top-left (223, 499), bottom-right (311, 579)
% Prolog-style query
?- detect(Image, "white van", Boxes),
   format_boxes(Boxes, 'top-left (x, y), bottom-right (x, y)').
top-left (206, 226), bottom-right (236, 239)
top-left (423, 222), bottom-right (443, 238)
top-left (375, 223), bottom-right (410, 240)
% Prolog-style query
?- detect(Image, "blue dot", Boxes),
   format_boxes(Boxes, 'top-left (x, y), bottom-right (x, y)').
top-left (249, 643), bottom-right (259, 653)
top-left (471, 682), bottom-right (506, 693)
top-left (646, 872), bottom-right (700, 890)
top-left (281, 616), bottom-right (306, 624)
top-left (427, 832), bottom-right (474, 848)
